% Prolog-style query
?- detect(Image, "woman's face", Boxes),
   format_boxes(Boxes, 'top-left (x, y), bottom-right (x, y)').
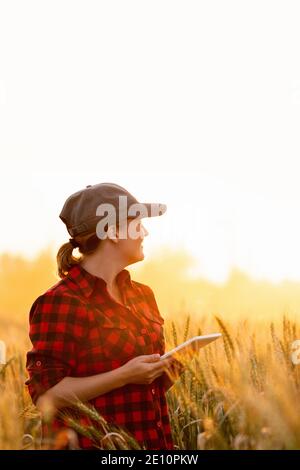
top-left (117, 218), bottom-right (149, 265)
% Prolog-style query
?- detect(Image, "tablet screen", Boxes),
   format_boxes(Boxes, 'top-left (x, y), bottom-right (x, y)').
top-left (160, 333), bottom-right (222, 360)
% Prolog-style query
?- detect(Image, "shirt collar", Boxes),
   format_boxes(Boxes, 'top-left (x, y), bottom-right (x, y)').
top-left (67, 263), bottom-right (132, 299)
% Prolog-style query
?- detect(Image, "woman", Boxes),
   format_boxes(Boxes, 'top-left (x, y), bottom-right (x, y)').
top-left (25, 182), bottom-right (182, 450)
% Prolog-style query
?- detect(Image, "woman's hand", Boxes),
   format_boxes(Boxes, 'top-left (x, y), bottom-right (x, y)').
top-left (120, 354), bottom-right (174, 385)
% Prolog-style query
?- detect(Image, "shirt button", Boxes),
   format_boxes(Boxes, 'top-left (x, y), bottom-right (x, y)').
top-left (36, 360), bottom-right (42, 367)
top-left (141, 328), bottom-right (147, 334)
top-left (151, 388), bottom-right (156, 395)
top-left (157, 421), bottom-right (162, 428)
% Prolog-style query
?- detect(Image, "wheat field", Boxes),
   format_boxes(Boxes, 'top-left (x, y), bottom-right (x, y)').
top-left (1, 250), bottom-right (300, 450)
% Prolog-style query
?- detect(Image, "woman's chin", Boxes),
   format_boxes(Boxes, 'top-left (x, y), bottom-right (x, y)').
top-left (128, 250), bottom-right (145, 265)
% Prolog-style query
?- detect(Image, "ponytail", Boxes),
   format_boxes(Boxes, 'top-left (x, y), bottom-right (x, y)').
top-left (56, 241), bottom-right (81, 279)
top-left (56, 233), bottom-right (102, 279)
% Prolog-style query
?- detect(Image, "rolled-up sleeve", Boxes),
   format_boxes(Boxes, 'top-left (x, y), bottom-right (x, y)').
top-left (25, 293), bottom-right (87, 405)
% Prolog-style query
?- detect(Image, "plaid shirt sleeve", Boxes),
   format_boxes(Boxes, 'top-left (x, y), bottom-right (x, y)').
top-left (147, 285), bottom-right (185, 380)
top-left (25, 293), bottom-right (88, 405)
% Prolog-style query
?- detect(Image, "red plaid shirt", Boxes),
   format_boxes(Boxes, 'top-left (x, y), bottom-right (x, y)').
top-left (25, 264), bottom-right (174, 450)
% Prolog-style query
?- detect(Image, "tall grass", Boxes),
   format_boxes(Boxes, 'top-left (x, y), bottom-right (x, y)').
top-left (1, 313), bottom-right (300, 450)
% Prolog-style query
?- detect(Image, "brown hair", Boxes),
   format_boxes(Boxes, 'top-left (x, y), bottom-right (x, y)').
top-left (56, 219), bottom-right (131, 279)
top-left (56, 233), bottom-right (101, 279)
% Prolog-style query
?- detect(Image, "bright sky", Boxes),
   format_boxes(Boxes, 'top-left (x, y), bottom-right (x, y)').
top-left (1, 1), bottom-right (300, 283)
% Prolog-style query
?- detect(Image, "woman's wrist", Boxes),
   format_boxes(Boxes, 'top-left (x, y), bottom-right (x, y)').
top-left (115, 364), bottom-right (130, 388)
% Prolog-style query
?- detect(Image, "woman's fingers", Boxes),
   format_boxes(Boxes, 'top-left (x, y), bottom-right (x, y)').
top-left (151, 358), bottom-right (173, 372)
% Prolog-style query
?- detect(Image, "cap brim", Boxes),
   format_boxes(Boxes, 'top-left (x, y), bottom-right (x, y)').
top-left (126, 202), bottom-right (167, 219)
top-left (141, 203), bottom-right (167, 218)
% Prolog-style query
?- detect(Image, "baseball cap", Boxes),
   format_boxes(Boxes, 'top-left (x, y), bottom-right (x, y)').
top-left (59, 182), bottom-right (167, 237)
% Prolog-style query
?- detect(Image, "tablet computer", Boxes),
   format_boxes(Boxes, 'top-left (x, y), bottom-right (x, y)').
top-left (160, 333), bottom-right (222, 360)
